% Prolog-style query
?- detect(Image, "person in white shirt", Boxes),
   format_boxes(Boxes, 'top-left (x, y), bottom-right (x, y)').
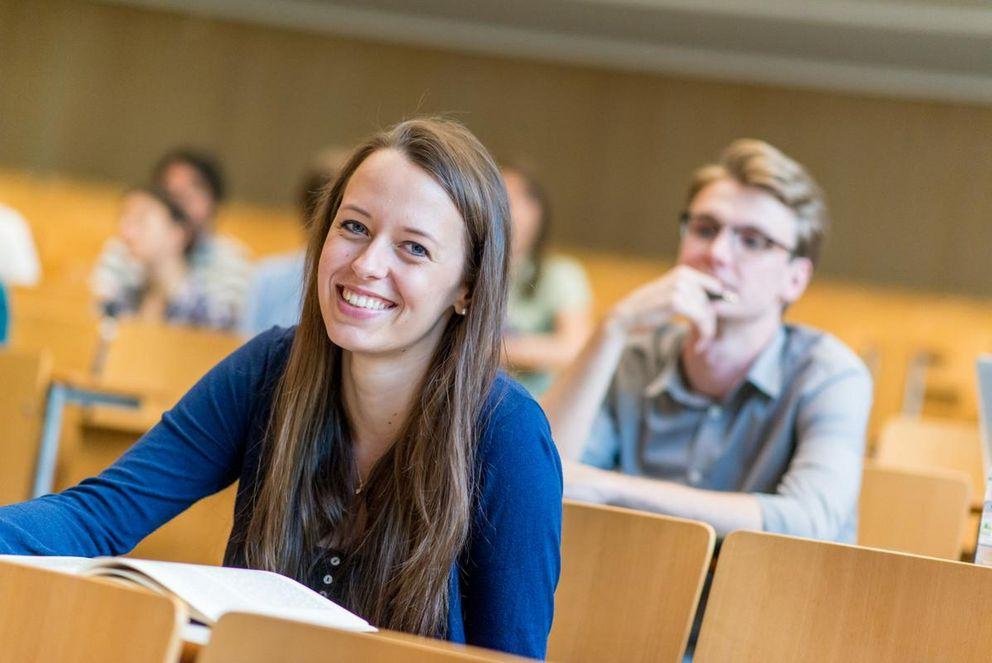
top-left (0, 204), bottom-right (41, 287)
top-left (0, 203), bottom-right (41, 345)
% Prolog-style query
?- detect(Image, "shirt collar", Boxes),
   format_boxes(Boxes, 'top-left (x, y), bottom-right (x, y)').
top-left (644, 326), bottom-right (690, 400)
top-left (742, 326), bottom-right (786, 399)
top-left (643, 325), bottom-right (786, 401)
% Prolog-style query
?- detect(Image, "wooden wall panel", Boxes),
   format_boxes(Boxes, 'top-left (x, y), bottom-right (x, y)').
top-left (1, 0), bottom-right (991, 294)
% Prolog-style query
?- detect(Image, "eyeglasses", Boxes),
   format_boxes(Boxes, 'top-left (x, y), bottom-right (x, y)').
top-left (679, 212), bottom-right (796, 257)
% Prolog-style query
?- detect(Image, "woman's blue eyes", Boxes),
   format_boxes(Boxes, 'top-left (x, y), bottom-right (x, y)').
top-left (404, 242), bottom-right (429, 258)
top-left (341, 220), bottom-right (368, 235)
top-left (338, 219), bottom-right (431, 259)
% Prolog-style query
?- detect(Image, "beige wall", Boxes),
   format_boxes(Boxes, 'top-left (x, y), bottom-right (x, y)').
top-left (2, 0), bottom-right (991, 295)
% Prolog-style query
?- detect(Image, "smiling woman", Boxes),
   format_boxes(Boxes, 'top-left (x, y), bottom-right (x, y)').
top-left (317, 148), bottom-right (471, 359)
top-left (0, 118), bottom-right (563, 659)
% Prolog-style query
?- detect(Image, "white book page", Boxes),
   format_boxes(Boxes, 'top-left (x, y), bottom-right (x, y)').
top-left (86, 567), bottom-right (173, 596)
top-left (85, 558), bottom-right (374, 631)
top-left (0, 555), bottom-right (91, 574)
top-left (236, 605), bottom-right (378, 632)
top-left (182, 623), bottom-right (212, 646)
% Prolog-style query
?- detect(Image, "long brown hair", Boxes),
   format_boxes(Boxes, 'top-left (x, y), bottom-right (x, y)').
top-left (244, 118), bottom-right (510, 637)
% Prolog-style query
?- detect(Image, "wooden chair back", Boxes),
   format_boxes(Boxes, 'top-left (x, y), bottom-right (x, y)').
top-left (100, 320), bottom-right (243, 405)
top-left (899, 321), bottom-right (992, 422)
top-left (875, 415), bottom-right (986, 508)
top-left (548, 500), bottom-right (715, 663)
top-left (858, 462), bottom-right (971, 560)
top-left (127, 484), bottom-right (237, 565)
top-left (198, 613), bottom-right (531, 662)
top-left (0, 559), bottom-right (184, 663)
top-left (0, 349), bottom-right (51, 505)
top-left (695, 530), bottom-right (992, 662)
top-left (8, 286), bottom-right (99, 377)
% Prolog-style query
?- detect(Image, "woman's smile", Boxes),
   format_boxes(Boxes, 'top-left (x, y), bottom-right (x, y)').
top-left (335, 285), bottom-right (398, 319)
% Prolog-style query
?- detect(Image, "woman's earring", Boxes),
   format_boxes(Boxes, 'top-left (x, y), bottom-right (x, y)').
top-left (459, 307), bottom-right (468, 316)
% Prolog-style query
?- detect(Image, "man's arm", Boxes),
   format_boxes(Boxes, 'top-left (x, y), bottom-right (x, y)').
top-left (540, 322), bottom-right (628, 460)
top-left (755, 364), bottom-right (872, 540)
top-left (563, 460), bottom-right (762, 536)
top-left (541, 266), bottom-right (726, 460)
top-left (564, 360), bottom-right (872, 541)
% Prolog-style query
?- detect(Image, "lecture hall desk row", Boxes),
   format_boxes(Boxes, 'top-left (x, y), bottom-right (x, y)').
top-left (6, 166), bottom-right (992, 435)
top-left (5, 507), bottom-right (992, 663)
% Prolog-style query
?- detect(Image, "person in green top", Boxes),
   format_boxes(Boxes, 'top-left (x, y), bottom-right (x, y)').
top-left (501, 164), bottom-right (593, 395)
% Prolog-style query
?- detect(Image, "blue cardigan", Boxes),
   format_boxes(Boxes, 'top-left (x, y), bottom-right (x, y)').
top-left (0, 327), bottom-right (563, 658)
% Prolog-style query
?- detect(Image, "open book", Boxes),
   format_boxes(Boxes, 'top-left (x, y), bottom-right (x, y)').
top-left (0, 555), bottom-right (375, 642)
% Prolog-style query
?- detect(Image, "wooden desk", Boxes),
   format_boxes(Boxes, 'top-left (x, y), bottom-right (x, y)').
top-left (34, 373), bottom-right (143, 497)
top-left (41, 372), bottom-right (235, 566)
top-left (192, 615), bottom-right (536, 662)
top-left (55, 409), bottom-right (238, 566)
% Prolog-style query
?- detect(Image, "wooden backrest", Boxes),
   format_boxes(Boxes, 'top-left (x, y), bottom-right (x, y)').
top-left (198, 613), bottom-right (531, 663)
top-left (858, 462), bottom-right (971, 560)
top-left (0, 349), bottom-right (51, 505)
top-left (695, 530), bottom-right (992, 662)
top-left (0, 560), bottom-right (184, 663)
top-left (128, 484), bottom-right (237, 565)
top-left (8, 286), bottom-right (100, 377)
top-left (901, 322), bottom-right (992, 421)
top-left (548, 500), bottom-right (715, 663)
top-left (101, 320), bottom-right (243, 404)
top-left (875, 415), bottom-right (986, 507)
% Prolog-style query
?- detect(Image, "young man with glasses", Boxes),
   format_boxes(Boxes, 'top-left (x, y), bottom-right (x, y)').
top-left (542, 139), bottom-right (871, 542)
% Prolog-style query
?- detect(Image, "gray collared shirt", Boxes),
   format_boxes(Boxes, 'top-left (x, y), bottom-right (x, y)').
top-left (581, 323), bottom-right (872, 542)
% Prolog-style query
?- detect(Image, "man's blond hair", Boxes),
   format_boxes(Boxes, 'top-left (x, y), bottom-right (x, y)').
top-left (687, 139), bottom-right (828, 267)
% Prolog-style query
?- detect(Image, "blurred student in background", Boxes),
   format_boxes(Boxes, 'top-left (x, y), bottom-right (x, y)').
top-left (91, 187), bottom-right (238, 329)
top-left (92, 149), bottom-right (250, 330)
top-left (501, 164), bottom-right (593, 395)
top-left (241, 151), bottom-right (345, 337)
top-left (0, 203), bottom-right (42, 345)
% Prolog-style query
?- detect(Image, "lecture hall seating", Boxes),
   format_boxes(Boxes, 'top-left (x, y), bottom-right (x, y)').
top-left (695, 530), bottom-right (992, 662)
top-left (548, 500), bottom-right (715, 663)
top-left (10, 167), bottom-right (992, 570)
top-left (857, 462), bottom-right (971, 560)
top-left (0, 559), bottom-right (185, 663)
top-left (8, 167), bottom-right (992, 440)
top-left (0, 349), bottom-right (51, 505)
top-left (198, 612), bottom-right (532, 663)
top-left (874, 415), bottom-right (986, 510)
